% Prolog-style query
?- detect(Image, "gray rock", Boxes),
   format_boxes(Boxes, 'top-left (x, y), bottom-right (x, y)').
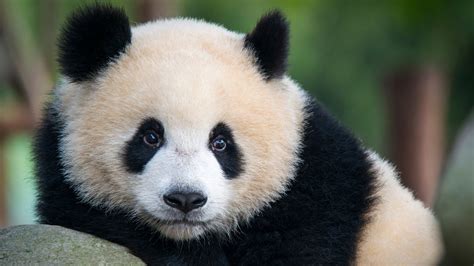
top-left (0, 224), bottom-right (145, 265)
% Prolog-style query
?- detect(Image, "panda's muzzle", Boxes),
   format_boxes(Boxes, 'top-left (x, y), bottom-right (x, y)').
top-left (163, 192), bottom-right (207, 213)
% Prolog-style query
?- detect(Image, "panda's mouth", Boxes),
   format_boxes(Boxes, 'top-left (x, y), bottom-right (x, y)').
top-left (160, 219), bottom-right (207, 226)
top-left (156, 218), bottom-right (211, 240)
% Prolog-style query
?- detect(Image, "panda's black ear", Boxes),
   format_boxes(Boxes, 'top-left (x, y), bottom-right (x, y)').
top-left (244, 11), bottom-right (289, 80)
top-left (58, 4), bottom-right (131, 82)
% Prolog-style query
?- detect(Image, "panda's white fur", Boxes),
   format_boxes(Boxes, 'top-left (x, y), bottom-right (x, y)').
top-left (37, 6), bottom-right (442, 264)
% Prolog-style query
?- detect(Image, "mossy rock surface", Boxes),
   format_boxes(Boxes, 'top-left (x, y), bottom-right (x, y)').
top-left (0, 224), bottom-right (144, 265)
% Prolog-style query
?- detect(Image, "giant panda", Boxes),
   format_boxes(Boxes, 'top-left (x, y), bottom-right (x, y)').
top-left (34, 4), bottom-right (442, 265)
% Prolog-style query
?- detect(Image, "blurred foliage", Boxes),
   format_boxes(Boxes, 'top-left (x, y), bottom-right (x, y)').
top-left (6, 134), bottom-right (35, 225)
top-left (1, 0), bottom-right (473, 231)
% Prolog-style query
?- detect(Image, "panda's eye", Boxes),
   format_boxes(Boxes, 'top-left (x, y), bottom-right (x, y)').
top-left (211, 136), bottom-right (227, 152)
top-left (143, 130), bottom-right (161, 147)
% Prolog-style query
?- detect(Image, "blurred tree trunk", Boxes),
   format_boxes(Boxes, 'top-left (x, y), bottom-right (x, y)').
top-left (136, 0), bottom-right (178, 22)
top-left (384, 66), bottom-right (446, 207)
top-left (0, 0), bottom-right (54, 227)
top-left (1, 1), bottom-right (52, 122)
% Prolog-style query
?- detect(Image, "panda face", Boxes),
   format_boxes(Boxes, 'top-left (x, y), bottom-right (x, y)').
top-left (125, 119), bottom-right (236, 240)
top-left (122, 116), bottom-right (241, 239)
top-left (56, 18), bottom-right (307, 240)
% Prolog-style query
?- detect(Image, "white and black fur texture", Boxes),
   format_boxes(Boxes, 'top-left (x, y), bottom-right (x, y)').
top-left (34, 4), bottom-right (442, 265)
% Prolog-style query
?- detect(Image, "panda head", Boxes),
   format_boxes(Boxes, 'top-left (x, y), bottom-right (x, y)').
top-left (56, 4), bottom-right (306, 240)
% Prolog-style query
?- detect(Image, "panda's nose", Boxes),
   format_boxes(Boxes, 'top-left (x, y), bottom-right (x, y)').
top-left (163, 192), bottom-right (207, 213)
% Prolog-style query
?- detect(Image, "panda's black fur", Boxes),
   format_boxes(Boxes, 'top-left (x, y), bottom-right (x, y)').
top-left (244, 11), bottom-right (289, 80)
top-left (35, 5), bottom-right (377, 265)
top-left (57, 5), bottom-right (131, 82)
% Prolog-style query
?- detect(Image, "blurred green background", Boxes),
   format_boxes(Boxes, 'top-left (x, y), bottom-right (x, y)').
top-left (0, 0), bottom-right (472, 264)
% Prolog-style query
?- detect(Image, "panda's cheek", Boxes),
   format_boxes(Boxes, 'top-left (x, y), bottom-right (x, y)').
top-left (133, 183), bottom-right (159, 213)
top-left (132, 175), bottom-right (167, 214)
top-left (132, 159), bottom-right (174, 211)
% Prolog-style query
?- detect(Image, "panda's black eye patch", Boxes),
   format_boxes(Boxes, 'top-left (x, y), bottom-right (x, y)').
top-left (209, 123), bottom-right (244, 179)
top-left (123, 118), bottom-right (164, 173)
